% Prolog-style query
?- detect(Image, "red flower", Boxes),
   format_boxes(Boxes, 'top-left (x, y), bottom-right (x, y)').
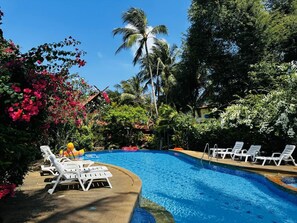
top-left (23, 88), bottom-right (32, 94)
top-left (11, 84), bottom-right (21, 93)
top-left (11, 109), bottom-right (23, 121)
top-left (22, 114), bottom-right (31, 122)
top-left (102, 92), bottom-right (110, 103)
top-left (4, 47), bottom-right (14, 53)
top-left (34, 91), bottom-right (42, 99)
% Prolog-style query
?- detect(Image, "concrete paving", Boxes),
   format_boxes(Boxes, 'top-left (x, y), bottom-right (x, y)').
top-left (0, 163), bottom-right (141, 223)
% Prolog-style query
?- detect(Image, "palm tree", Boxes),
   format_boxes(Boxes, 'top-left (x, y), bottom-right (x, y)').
top-left (140, 40), bottom-right (180, 104)
top-left (115, 73), bottom-right (148, 106)
top-left (113, 7), bottom-right (168, 117)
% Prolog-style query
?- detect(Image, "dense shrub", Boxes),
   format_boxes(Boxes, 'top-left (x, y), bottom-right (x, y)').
top-left (0, 10), bottom-right (88, 184)
top-left (102, 105), bottom-right (149, 148)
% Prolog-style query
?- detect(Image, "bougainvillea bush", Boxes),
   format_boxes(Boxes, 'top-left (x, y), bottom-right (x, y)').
top-left (0, 10), bottom-right (88, 185)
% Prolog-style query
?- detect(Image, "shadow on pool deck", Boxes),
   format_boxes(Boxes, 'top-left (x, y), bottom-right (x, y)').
top-left (0, 164), bottom-right (142, 223)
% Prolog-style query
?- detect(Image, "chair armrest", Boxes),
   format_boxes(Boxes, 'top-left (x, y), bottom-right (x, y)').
top-left (59, 157), bottom-right (72, 162)
top-left (271, 152), bottom-right (281, 157)
top-left (62, 163), bottom-right (81, 170)
top-left (235, 149), bottom-right (246, 155)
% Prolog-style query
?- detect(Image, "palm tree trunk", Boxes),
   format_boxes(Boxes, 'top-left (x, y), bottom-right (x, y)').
top-left (144, 42), bottom-right (158, 117)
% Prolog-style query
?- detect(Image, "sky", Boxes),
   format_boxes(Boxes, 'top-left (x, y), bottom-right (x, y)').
top-left (1, 0), bottom-right (191, 91)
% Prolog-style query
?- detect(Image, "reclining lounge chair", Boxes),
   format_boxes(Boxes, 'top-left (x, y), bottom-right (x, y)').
top-left (40, 145), bottom-right (106, 175)
top-left (232, 145), bottom-right (261, 162)
top-left (214, 141), bottom-right (244, 159)
top-left (254, 145), bottom-right (296, 166)
top-left (47, 155), bottom-right (112, 194)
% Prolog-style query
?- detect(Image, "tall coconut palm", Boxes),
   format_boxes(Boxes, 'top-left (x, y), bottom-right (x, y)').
top-left (113, 7), bottom-right (168, 117)
top-left (140, 40), bottom-right (180, 104)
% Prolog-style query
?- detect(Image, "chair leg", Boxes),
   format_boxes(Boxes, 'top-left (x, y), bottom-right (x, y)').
top-left (48, 174), bottom-right (62, 194)
top-left (106, 177), bottom-right (112, 188)
top-left (85, 179), bottom-right (94, 191)
top-left (262, 159), bottom-right (266, 166)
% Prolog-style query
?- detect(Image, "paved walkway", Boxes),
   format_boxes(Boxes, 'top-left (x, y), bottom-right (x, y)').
top-left (0, 164), bottom-right (141, 223)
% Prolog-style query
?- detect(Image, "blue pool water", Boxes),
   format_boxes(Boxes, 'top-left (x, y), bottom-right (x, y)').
top-left (84, 151), bottom-right (297, 223)
top-left (282, 177), bottom-right (297, 188)
top-left (131, 207), bottom-right (156, 223)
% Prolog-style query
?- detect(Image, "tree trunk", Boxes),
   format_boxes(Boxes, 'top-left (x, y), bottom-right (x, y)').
top-left (144, 42), bottom-right (158, 117)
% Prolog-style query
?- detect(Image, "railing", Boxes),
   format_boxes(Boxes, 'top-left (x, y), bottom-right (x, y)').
top-left (201, 143), bottom-right (219, 165)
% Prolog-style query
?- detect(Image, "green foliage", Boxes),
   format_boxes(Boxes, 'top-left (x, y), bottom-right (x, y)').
top-left (0, 10), bottom-right (88, 185)
top-left (154, 105), bottom-right (199, 149)
top-left (113, 7), bottom-right (168, 117)
top-left (220, 62), bottom-right (297, 151)
top-left (73, 125), bottom-right (95, 151)
top-left (102, 105), bottom-right (149, 147)
top-left (178, 0), bottom-right (270, 108)
top-left (0, 123), bottom-right (39, 185)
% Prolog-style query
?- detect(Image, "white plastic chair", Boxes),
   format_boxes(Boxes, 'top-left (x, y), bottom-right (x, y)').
top-left (40, 145), bottom-right (102, 175)
top-left (48, 155), bottom-right (112, 194)
top-left (232, 145), bottom-right (261, 162)
top-left (215, 141), bottom-right (244, 159)
top-left (254, 145), bottom-right (296, 166)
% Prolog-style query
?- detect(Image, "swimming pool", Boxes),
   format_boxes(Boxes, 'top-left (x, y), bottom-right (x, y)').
top-left (282, 177), bottom-right (297, 188)
top-left (84, 150), bottom-right (297, 223)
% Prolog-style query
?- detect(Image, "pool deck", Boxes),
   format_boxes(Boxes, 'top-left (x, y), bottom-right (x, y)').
top-left (1, 150), bottom-right (297, 223)
top-left (0, 163), bottom-right (142, 223)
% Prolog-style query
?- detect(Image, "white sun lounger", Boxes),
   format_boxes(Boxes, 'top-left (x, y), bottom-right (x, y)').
top-left (254, 145), bottom-right (296, 166)
top-left (232, 145), bottom-right (261, 162)
top-left (40, 145), bottom-right (106, 175)
top-left (210, 141), bottom-right (244, 159)
top-left (47, 154), bottom-right (112, 194)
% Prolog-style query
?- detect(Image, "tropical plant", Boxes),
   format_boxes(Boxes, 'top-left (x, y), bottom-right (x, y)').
top-left (113, 7), bottom-right (168, 117)
top-left (178, 0), bottom-right (270, 108)
top-left (220, 62), bottom-right (297, 152)
top-left (114, 73), bottom-right (149, 106)
top-left (102, 105), bottom-right (149, 148)
top-left (140, 40), bottom-right (179, 105)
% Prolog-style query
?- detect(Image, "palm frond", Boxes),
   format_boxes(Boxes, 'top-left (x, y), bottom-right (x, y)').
top-left (122, 8), bottom-right (147, 33)
top-left (126, 34), bottom-right (141, 48)
top-left (150, 25), bottom-right (168, 35)
top-left (133, 39), bottom-right (145, 65)
top-left (115, 42), bottom-right (130, 54)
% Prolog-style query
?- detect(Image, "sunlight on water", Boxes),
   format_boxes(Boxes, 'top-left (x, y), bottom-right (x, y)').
top-left (84, 151), bottom-right (297, 223)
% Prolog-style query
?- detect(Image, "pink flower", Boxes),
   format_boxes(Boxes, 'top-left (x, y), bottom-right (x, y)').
top-left (4, 48), bottom-right (14, 53)
top-left (34, 91), bottom-right (42, 99)
top-left (23, 88), bottom-right (32, 94)
top-left (22, 114), bottom-right (31, 122)
top-left (102, 92), bottom-right (110, 103)
top-left (11, 109), bottom-right (23, 121)
top-left (75, 119), bottom-right (82, 126)
top-left (11, 84), bottom-right (21, 93)
top-left (8, 107), bottom-right (14, 112)
top-left (37, 60), bottom-right (42, 64)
